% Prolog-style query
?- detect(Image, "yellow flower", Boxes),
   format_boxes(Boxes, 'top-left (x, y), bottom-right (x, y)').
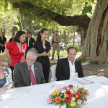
top-left (75, 95), bottom-right (78, 98)
top-left (64, 93), bottom-right (68, 98)
top-left (74, 89), bottom-right (77, 93)
top-left (70, 102), bottom-right (76, 106)
top-left (82, 87), bottom-right (86, 90)
top-left (53, 90), bottom-right (58, 96)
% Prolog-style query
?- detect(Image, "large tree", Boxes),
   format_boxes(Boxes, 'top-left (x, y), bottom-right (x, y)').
top-left (82, 0), bottom-right (108, 64)
top-left (7, 0), bottom-right (108, 63)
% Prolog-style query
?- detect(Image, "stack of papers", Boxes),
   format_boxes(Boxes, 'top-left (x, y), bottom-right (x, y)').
top-left (83, 76), bottom-right (108, 85)
top-left (2, 87), bottom-right (31, 99)
top-left (78, 78), bottom-right (93, 85)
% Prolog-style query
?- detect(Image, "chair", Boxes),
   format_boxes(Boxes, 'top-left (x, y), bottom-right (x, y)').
top-left (50, 64), bottom-right (57, 81)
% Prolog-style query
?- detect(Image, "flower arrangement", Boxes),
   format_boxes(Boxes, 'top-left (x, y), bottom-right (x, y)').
top-left (47, 85), bottom-right (89, 108)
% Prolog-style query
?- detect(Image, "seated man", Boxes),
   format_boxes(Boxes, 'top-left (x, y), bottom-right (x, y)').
top-left (14, 48), bottom-right (46, 87)
top-left (56, 47), bottom-right (84, 81)
top-left (98, 73), bottom-right (108, 78)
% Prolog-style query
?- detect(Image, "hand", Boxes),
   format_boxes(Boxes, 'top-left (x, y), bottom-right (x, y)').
top-left (42, 52), bottom-right (47, 56)
top-left (2, 86), bottom-right (7, 92)
top-left (98, 73), bottom-right (105, 76)
top-left (46, 52), bottom-right (50, 56)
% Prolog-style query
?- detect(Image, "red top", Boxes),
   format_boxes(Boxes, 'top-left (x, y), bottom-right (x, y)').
top-left (6, 41), bottom-right (27, 67)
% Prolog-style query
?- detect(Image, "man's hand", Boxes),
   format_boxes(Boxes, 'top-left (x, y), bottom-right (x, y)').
top-left (98, 73), bottom-right (105, 76)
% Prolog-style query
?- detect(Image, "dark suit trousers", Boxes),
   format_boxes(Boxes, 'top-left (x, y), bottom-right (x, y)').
top-left (0, 46), bottom-right (5, 53)
top-left (41, 63), bottom-right (50, 83)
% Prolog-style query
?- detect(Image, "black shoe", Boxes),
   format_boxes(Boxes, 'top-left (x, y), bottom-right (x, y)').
top-left (58, 55), bottom-right (59, 59)
top-left (51, 55), bottom-right (54, 60)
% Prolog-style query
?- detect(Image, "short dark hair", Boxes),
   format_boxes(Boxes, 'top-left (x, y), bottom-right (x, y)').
top-left (67, 47), bottom-right (77, 54)
top-left (14, 31), bottom-right (25, 43)
top-left (28, 32), bottom-right (32, 35)
top-left (12, 33), bottom-right (15, 35)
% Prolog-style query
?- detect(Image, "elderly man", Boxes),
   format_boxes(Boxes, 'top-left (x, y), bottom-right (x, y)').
top-left (56, 47), bottom-right (84, 81)
top-left (14, 48), bottom-right (46, 87)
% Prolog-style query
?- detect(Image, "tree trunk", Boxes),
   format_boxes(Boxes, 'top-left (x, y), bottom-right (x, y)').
top-left (82, 0), bottom-right (108, 64)
top-left (73, 26), bottom-right (76, 46)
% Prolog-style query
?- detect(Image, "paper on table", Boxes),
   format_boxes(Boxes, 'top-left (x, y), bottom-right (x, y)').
top-left (100, 80), bottom-right (108, 85)
top-left (83, 75), bottom-right (98, 80)
top-left (78, 78), bottom-right (93, 85)
top-left (84, 76), bottom-right (108, 83)
top-left (2, 87), bottom-right (31, 99)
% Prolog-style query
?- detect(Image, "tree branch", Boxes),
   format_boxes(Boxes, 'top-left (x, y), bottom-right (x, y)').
top-left (12, 2), bottom-right (91, 29)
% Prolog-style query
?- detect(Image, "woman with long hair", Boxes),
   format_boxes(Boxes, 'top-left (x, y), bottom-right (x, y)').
top-left (33, 28), bottom-right (51, 83)
top-left (4, 31), bottom-right (27, 80)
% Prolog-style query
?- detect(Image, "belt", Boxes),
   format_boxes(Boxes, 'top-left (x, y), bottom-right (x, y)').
top-left (53, 42), bottom-right (59, 43)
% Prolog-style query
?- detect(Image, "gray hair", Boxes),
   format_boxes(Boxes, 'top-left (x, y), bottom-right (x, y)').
top-left (26, 48), bottom-right (38, 59)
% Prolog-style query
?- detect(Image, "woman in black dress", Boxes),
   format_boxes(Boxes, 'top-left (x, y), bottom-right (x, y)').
top-left (33, 28), bottom-right (51, 83)
top-left (0, 32), bottom-right (6, 53)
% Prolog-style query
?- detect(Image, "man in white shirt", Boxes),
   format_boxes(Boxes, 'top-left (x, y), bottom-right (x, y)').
top-left (25, 32), bottom-right (35, 59)
top-left (14, 48), bottom-right (46, 87)
top-left (56, 47), bottom-right (84, 81)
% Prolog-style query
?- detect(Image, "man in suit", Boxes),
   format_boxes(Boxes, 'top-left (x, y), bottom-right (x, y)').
top-left (9, 33), bottom-right (15, 42)
top-left (14, 48), bottom-right (46, 87)
top-left (56, 47), bottom-right (84, 81)
top-left (25, 32), bottom-right (35, 59)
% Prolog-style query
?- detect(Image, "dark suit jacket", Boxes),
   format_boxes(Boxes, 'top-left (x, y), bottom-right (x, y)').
top-left (26, 37), bottom-right (35, 49)
top-left (56, 58), bottom-right (84, 81)
top-left (9, 38), bottom-right (15, 42)
top-left (14, 61), bottom-right (46, 87)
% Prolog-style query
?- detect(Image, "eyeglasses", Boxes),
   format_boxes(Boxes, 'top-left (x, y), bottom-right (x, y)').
top-left (0, 63), bottom-right (9, 68)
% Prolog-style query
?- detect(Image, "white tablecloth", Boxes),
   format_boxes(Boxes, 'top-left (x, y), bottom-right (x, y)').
top-left (0, 76), bottom-right (108, 108)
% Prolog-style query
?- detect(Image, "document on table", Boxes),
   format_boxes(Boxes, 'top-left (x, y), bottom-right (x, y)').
top-left (100, 80), bottom-right (108, 85)
top-left (83, 76), bottom-right (108, 83)
top-left (78, 78), bottom-right (93, 85)
top-left (3, 87), bottom-right (31, 99)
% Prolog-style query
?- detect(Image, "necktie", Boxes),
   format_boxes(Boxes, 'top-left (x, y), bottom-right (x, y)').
top-left (29, 66), bottom-right (37, 85)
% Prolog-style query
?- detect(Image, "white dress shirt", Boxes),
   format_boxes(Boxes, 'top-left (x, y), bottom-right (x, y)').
top-left (43, 46), bottom-right (46, 49)
top-left (28, 37), bottom-right (31, 47)
top-left (68, 59), bottom-right (76, 80)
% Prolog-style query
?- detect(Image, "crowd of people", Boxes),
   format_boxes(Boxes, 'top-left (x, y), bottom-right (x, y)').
top-left (0, 28), bottom-right (106, 92)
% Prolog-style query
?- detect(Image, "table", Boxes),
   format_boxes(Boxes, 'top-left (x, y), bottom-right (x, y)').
top-left (0, 76), bottom-right (108, 108)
